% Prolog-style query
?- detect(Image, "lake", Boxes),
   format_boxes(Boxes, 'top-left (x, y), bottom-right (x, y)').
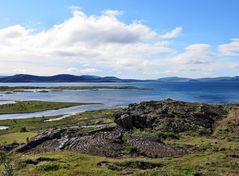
top-left (0, 81), bottom-right (239, 119)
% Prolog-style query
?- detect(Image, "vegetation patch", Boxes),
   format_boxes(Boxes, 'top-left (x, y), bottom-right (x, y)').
top-left (0, 101), bottom-right (93, 114)
top-left (36, 163), bottom-right (60, 172)
top-left (0, 132), bottom-right (37, 144)
top-left (98, 160), bottom-right (162, 170)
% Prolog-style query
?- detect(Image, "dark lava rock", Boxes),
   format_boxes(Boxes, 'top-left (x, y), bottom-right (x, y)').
top-left (15, 127), bottom-right (124, 157)
top-left (126, 136), bottom-right (193, 158)
top-left (114, 99), bottom-right (228, 133)
top-left (15, 126), bottom-right (192, 158)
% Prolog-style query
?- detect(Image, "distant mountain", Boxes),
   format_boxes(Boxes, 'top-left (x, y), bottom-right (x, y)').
top-left (0, 74), bottom-right (140, 83)
top-left (157, 76), bottom-right (239, 82)
top-left (157, 77), bottom-right (193, 82)
top-left (196, 76), bottom-right (239, 82)
top-left (1, 74), bottom-right (239, 83)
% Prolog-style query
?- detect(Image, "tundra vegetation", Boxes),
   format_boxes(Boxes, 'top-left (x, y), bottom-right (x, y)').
top-left (0, 99), bottom-right (238, 176)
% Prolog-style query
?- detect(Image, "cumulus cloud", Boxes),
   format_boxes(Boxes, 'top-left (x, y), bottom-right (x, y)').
top-left (219, 39), bottom-right (239, 56)
top-left (160, 27), bottom-right (182, 39)
top-left (0, 8), bottom-right (173, 77)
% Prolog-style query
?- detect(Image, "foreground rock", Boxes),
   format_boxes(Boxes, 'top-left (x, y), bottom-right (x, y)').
top-left (15, 126), bottom-right (192, 158)
top-left (15, 99), bottom-right (230, 158)
top-left (15, 127), bottom-right (123, 157)
top-left (115, 99), bottom-right (228, 133)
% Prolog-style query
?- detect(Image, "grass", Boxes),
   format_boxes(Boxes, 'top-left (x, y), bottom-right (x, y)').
top-left (0, 132), bottom-right (37, 144)
top-left (0, 101), bottom-right (93, 114)
top-left (14, 152), bottom-right (120, 176)
top-left (213, 107), bottom-right (239, 140)
top-left (10, 149), bottom-right (239, 176)
top-left (0, 108), bottom-right (118, 133)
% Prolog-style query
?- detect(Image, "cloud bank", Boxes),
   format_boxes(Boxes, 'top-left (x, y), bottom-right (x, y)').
top-left (0, 8), bottom-right (239, 78)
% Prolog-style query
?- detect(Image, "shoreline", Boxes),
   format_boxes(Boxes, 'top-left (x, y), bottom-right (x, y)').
top-left (0, 100), bottom-right (102, 115)
top-left (0, 85), bottom-right (151, 92)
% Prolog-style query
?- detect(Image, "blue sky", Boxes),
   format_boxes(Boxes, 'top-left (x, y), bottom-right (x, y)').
top-left (0, 0), bottom-right (239, 78)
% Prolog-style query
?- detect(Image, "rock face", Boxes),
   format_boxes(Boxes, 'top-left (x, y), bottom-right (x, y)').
top-left (126, 136), bottom-right (193, 158)
top-left (15, 127), bottom-right (124, 157)
top-left (114, 99), bottom-right (228, 133)
top-left (15, 126), bottom-right (192, 158)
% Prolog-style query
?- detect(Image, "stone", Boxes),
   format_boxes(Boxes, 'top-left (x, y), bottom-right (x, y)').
top-left (114, 99), bottom-right (228, 133)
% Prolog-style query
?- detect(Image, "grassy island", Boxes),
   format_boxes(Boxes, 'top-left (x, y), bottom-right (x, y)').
top-left (0, 101), bottom-right (97, 114)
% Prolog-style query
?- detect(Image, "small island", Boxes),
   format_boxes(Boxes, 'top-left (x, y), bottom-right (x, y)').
top-left (0, 101), bottom-right (99, 114)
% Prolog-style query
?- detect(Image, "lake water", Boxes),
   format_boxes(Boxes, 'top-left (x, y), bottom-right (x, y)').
top-left (0, 81), bottom-right (239, 119)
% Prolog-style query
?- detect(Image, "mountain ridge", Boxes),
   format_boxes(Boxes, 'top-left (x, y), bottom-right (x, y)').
top-left (0, 74), bottom-right (239, 82)
top-left (0, 74), bottom-right (140, 83)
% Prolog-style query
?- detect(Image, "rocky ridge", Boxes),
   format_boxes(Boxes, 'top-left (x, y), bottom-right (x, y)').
top-left (115, 99), bottom-right (228, 133)
top-left (15, 99), bottom-right (230, 158)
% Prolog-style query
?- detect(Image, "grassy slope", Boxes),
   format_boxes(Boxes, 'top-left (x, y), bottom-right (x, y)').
top-left (0, 106), bottom-right (238, 175)
top-left (0, 101), bottom-right (91, 114)
top-left (0, 132), bottom-right (37, 144)
top-left (14, 152), bottom-right (120, 176)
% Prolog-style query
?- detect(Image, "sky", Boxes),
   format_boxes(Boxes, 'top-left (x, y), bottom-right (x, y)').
top-left (0, 0), bottom-right (239, 79)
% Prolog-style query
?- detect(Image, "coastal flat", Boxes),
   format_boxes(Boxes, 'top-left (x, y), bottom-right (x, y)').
top-left (0, 101), bottom-right (95, 114)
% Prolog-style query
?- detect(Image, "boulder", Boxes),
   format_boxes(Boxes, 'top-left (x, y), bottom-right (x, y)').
top-left (114, 99), bottom-right (228, 133)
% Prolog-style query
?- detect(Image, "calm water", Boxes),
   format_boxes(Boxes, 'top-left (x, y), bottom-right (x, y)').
top-left (0, 81), bottom-right (239, 119)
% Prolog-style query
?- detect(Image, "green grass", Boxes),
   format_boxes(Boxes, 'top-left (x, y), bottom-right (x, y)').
top-left (14, 152), bottom-right (120, 176)
top-left (165, 134), bottom-right (239, 151)
top-left (10, 149), bottom-right (239, 176)
top-left (0, 132), bottom-right (37, 144)
top-left (0, 101), bottom-right (92, 114)
top-left (0, 108), bottom-right (118, 133)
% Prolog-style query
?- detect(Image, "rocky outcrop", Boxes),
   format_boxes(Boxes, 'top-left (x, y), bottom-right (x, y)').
top-left (15, 99), bottom-right (228, 158)
top-left (15, 126), bottom-right (192, 158)
top-left (15, 127), bottom-right (124, 157)
top-left (126, 136), bottom-right (193, 158)
top-left (115, 99), bottom-right (228, 133)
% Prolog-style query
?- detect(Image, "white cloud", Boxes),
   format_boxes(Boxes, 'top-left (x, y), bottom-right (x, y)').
top-left (219, 39), bottom-right (239, 56)
top-left (102, 9), bottom-right (124, 17)
top-left (171, 44), bottom-right (214, 65)
top-left (0, 7), bottom-right (239, 78)
top-left (0, 8), bottom-right (173, 77)
top-left (66, 67), bottom-right (100, 74)
top-left (160, 27), bottom-right (182, 39)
